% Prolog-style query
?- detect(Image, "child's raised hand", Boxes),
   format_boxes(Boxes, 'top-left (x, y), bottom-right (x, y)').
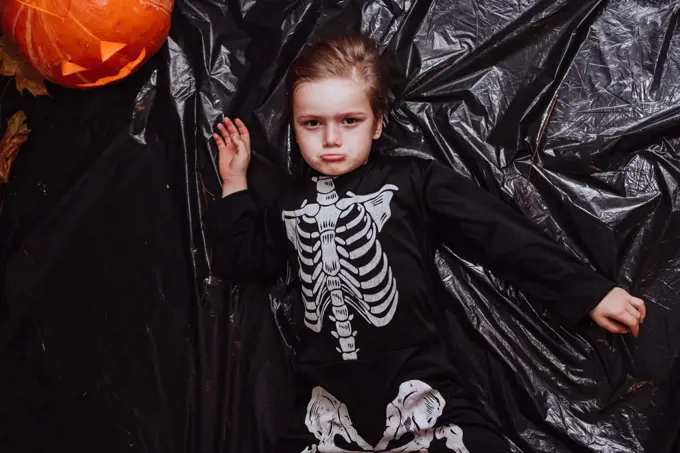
top-left (589, 287), bottom-right (646, 337)
top-left (213, 117), bottom-right (251, 193)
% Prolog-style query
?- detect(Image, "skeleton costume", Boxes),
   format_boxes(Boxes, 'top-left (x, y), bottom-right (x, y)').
top-left (206, 155), bottom-right (615, 453)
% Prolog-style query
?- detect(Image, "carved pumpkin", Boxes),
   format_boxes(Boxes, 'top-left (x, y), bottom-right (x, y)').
top-left (0, 0), bottom-right (174, 88)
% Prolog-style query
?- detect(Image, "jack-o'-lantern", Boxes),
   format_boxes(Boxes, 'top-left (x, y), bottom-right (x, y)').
top-left (0, 0), bottom-right (174, 88)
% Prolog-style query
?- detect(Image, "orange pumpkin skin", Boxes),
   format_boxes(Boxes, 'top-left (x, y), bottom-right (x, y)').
top-left (1, 0), bottom-right (174, 88)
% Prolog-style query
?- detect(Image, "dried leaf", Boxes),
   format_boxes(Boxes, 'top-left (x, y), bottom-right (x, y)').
top-left (0, 36), bottom-right (49, 97)
top-left (627, 380), bottom-right (652, 394)
top-left (0, 110), bottom-right (31, 183)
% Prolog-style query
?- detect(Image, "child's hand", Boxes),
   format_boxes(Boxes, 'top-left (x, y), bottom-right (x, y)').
top-left (589, 287), bottom-right (646, 337)
top-left (213, 117), bottom-right (250, 196)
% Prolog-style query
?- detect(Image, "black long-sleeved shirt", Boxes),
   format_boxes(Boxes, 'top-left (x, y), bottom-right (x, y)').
top-left (205, 154), bottom-right (615, 451)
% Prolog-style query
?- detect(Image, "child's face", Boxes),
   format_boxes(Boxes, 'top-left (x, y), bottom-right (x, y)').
top-left (292, 77), bottom-right (383, 176)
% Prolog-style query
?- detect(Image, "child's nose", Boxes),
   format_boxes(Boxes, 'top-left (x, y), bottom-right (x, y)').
top-left (323, 124), bottom-right (341, 147)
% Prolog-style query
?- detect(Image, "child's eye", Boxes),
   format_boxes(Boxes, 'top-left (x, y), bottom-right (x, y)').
top-left (304, 120), bottom-right (320, 128)
top-left (344, 118), bottom-right (358, 125)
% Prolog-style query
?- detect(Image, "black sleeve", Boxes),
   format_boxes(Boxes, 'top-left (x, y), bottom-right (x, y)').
top-left (204, 189), bottom-right (288, 282)
top-left (422, 160), bottom-right (615, 325)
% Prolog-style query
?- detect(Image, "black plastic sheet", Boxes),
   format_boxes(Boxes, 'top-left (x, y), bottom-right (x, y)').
top-left (1, 0), bottom-right (679, 452)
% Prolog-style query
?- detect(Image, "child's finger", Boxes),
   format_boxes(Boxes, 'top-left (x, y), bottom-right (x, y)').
top-left (212, 133), bottom-right (225, 149)
top-left (231, 134), bottom-right (247, 155)
top-left (614, 311), bottom-right (640, 337)
top-left (625, 305), bottom-right (641, 321)
top-left (597, 317), bottom-right (629, 335)
top-left (216, 123), bottom-right (232, 145)
top-left (224, 117), bottom-right (239, 139)
top-left (234, 118), bottom-right (250, 146)
top-left (630, 297), bottom-right (646, 323)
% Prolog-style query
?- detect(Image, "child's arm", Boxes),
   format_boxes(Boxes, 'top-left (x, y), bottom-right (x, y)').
top-left (422, 160), bottom-right (646, 336)
top-left (204, 118), bottom-right (288, 280)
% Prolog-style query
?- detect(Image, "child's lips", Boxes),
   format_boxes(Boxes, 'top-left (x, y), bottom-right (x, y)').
top-left (320, 153), bottom-right (345, 162)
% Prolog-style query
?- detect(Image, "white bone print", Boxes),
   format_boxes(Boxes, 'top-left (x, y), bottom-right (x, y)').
top-left (282, 177), bottom-right (399, 360)
top-left (304, 386), bottom-right (373, 452)
top-left (301, 380), bottom-right (470, 453)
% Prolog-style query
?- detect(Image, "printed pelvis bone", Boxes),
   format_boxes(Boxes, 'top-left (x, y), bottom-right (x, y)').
top-left (282, 177), bottom-right (399, 360)
top-left (302, 380), bottom-right (469, 453)
top-left (304, 386), bottom-right (373, 453)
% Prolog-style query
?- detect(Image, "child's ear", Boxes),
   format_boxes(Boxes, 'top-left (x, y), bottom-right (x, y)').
top-left (373, 113), bottom-right (384, 139)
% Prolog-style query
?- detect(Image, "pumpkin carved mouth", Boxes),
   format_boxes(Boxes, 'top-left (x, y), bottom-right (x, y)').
top-left (73, 48), bottom-right (147, 87)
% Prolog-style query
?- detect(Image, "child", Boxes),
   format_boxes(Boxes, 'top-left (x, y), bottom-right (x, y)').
top-left (206, 33), bottom-right (646, 453)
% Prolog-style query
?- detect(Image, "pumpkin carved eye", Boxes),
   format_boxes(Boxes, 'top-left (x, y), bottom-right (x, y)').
top-left (1, 0), bottom-right (174, 88)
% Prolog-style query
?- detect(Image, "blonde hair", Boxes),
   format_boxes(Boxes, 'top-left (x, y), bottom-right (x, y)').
top-left (287, 32), bottom-right (391, 117)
